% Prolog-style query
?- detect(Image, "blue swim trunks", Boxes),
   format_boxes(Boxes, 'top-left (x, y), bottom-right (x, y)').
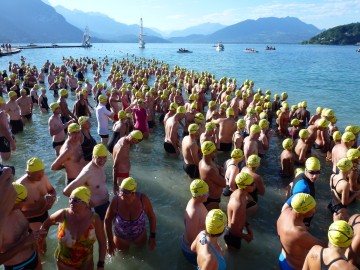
top-left (279, 252), bottom-right (295, 270)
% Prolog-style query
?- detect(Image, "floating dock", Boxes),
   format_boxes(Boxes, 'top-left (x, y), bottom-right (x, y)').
top-left (17, 44), bottom-right (92, 50)
top-left (0, 48), bottom-right (22, 57)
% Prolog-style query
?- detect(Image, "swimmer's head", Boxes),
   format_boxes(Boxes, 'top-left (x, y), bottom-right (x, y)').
top-left (282, 138), bottom-right (293, 150)
top-left (299, 129), bottom-right (310, 139)
top-left (120, 177), bottom-right (137, 192)
top-left (117, 110), bottom-right (126, 120)
top-left (70, 186), bottom-right (91, 205)
top-left (246, 107), bottom-right (256, 115)
top-left (250, 124), bottom-right (261, 135)
top-left (8, 91), bottom-right (17, 99)
top-left (345, 125), bottom-right (360, 135)
top-left (316, 107), bottom-right (322, 114)
top-left (169, 102), bottom-right (178, 111)
top-left (176, 106), bottom-right (186, 114)
top-left (98, 94), bottom-right (107, 103)
top-left (342, 132), bottom-right (355, 143)
top-left (188, 123), bottom-right (199, 135)
top-left (205, 122), bottom-right (216, 131)
top-left (231, 149), bottom-right (244, 161)
top-left (291, 193), bottom-right (316, 214)
top-left (259, 112), bottom-right (267, 120)
top-left (291, 119), bottom-right (300, 127)
top-left (294, 168), bottom-right (305, 177)
top-left (78, 116), bottom-right (89, 126)
top-left (190, 179), bottom-right (209, 198)
top-left (347, 148), bottom-right (360, 161)
top-left (50, 102), bottom-right (59, 112)
top-left (317, 119), bottom-right (329, 128)
top-left (0, 97), bottom-right (5, 104)
top-left (130, 130), bottom-right (143, 142)
top-left (226, 108), bottom-right (234, 116)
top-left (333, 131), bottom-right (342, 142)
top-left (337, 158), bottom-right (353, 173)
top-left (247, 154), bottom-right (260, 168)
top-left (281, 92), bottom-right (288, 99)
top-left (235, 172), bottom-right (254, 189)
top-left (305, 157), bottom-right (321, 171)
top-left (26, 157), bottom-right (44, 172)
top-left (68, 123), bottom-right (80, 133)
top-left (194, 113), bottom-right (205, 123)
top-left (12, 182), bottom-right (27, 203)
top-left (201, 141), bottom-right (216, 156)
top-left (259, 119), bottom-right (269, 129)
top-left (59, 89), bottom-right (68, 97)
top-left (328, 220), bottom-right (353, 248)
top-left (93, 144), bottom-right (107, 157)
top-left (208, 100), bottom-right (216, 108)
top-left (205, 209), bottom-right (227, 235)
top-left (237, 119), bottom-right (246, 129)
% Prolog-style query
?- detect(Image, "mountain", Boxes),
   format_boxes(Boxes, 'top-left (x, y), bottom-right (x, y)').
top-left (303, 23), bottom-right (360, 45)
top-left (172, 17), bottom-right (321, 44)
top-left (167, 23), bottom-right (225, 37)
top-left (0, 0), bottom-right (92, 43)
top-left (54, 6), bottom-right (165, 42)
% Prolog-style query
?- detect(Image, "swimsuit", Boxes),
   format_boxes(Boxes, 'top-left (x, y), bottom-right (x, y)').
top-left (52, 140), bottom-right (65, 149)
top-left (4, 250), bottom-right (38, 270)
top-left (247, 188), bottom-right (258, 208)
top-left (81, 132), bottom-right (97, 161)
top-left (107, 131), bottom-right (120, 154)
top-left (94, 201), bottom-right (110, 221)
top-left (180, 234), bottom-right (197, 266)
top-left (114, 193), bottom-right (146, 241)
top-left (10, 119), bottom-right (23, 134)
top-left (164, 142), bottom-right (176, 154)
top-left (27, 211), bottom-right (49, 224)
top-left (117, 172), bottom-right (130, 178)
top-left (55, 211), bottom-right (96, 269)
top-left (223, 163), bottom-right (238, 196)
top-left (183, 163), bottom-right (200, 179)
top-left (0, 136), bottom-right (10, 153)
top-left (224, 226), bottom-right (242, 249)
top-left (327, 175), bottom-right (347, 214)
top-left (22, 113), bottom-right (32, 120)
top-left (218, 143), bottom-right (232, 152)
top-left (203, 197), bottom-right (221, 207)
top-left (320, 248), bottom-right (347, 270)
top-left (198, 233), bottom-right (226, 270)
top-left (278, 252), bottom-right (295, 270)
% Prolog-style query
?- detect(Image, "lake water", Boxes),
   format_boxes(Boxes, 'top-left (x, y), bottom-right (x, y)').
top-left (0, 43), bottom-right (359, 270)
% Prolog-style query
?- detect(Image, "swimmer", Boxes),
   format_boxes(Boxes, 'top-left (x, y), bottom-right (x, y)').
top-left (164, 106), bottom-right (186, 157)
top-left (243, 124), bottom-right (261, 161)
top-left (212, 107), bottom-right (237, 152)
top-left (332, 132), bottom-right (356, 174)
top-left (16, 89), bottom-right (33, 124)
top-left (6, 91), bottom-right (23, 134)
top-left (96, 94), bottom-right (114, 145)
top-left (223, 149), bottom-right (244, 196)
top-left (182, 123), bottom-right (201, 179)
top-left (280, 138), bottom-right (295, 178)
top-left (0, 97), bottom-right (16, 160)
top-left (232, 119), bottom-right (245, 150)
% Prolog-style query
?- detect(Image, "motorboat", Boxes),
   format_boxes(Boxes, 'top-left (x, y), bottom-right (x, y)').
top-left (215, 42), bottom-right (224, 51)
top-left (244, 48), bottom-right (258, 53)
top-left (356, 48), bottom-right (360, 52)
top-left (177, 48), bottom-right (192, 53)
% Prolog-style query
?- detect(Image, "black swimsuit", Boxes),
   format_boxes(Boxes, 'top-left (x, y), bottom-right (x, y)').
top-left (328, 175), bottom-right (347, 213)
top-left (81, 132), bottom-right (97, 161)
top-left (320, 248), bottom-right (347, 270)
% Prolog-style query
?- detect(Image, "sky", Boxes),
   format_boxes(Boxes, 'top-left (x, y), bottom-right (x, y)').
top-left (45, 0), bottom-right (360, 32)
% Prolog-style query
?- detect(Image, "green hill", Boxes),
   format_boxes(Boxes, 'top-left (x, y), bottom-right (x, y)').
top-left (303, 23), bottom-right (360, 45)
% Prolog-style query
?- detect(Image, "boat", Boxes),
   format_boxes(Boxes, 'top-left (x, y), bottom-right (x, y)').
top-left (177, 48), bottom-right (192, 53)
top-left (265, 46), bottom-right (276, 50)
top-left (356, 48), bottom-right (360, 52)
top-left (139, 18), bottom-right (145, 49)
top-left (244, 48), bottom-right (258, 53)
top-left (82, 26), bottom-right (92, 48)
top-left (27, 43), bottom-right (37, 47)
top-left (215, 42), bottom-right (224, 51)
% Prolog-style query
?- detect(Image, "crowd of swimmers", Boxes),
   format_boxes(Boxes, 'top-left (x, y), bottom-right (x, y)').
top-left (0, 53), bottom-right (359, 270)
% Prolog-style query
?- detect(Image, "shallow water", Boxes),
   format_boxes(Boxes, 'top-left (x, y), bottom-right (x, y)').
top-left (0, 43), bottom-right (359, 270)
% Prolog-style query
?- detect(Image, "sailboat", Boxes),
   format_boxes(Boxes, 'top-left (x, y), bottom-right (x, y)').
top-left (82, 26), bottom-right (92, 48)
top-left (139, 18), bottom-right (145, 49)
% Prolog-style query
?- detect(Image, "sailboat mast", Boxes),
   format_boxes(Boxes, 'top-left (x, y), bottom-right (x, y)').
top-left (139, 18), bottom-right (145, 48)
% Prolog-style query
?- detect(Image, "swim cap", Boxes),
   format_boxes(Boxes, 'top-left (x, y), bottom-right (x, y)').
top-left (265, 90), bottom-right (271, 95)
top-left (253, 93), bottom-right (260, 101)
top-left (299, 129), bottom-right (310, 139)
top-left (8, 91), bottom-right (17, 98)
top-left (20, 88), bottom-right (27, 94)
top-left (337, 158), bottom-right (353, 172)
top-left (235, 172), bottom-right (254, 189)
top-left (169, 102), bottom-right (178, 111)
top-left (190, 179), bottom-right (209, 197)
top-left (93, 144), bottom-right (107, 157)
top-left (328, 220), bottom-right (353, 248)
top-left (78, 116), bottom-right (89, 126)
top-left (291, 119), bottom-right (300, 126)
top-left (98, 94), bottom-right (107, 103)
top-left (330, 116), bottom-right (337, 124)
top-left (118, 110), bottom-right (126, 120)
top-left (205, 209), bottom-right (227, 235)
top-left (291, 105), bottom-right (298, 111)
top-left (120, 177), bottom-right (137, 192)
top-left (12, 182), bottom-right (27, 203)
top-left (316, 107), bottom-right (322, 114)
top-left (250, 124), bottom-right (261, 135)
top-left (295, 168), bottom-right (305, 177)
top-left (68, 123), bottom-right (80, 133)
top-left (189, 94), bottom-right (196, 101)
top-left (345, 125), bottom-right (360, 135)
top-left (130, 130), bottom-right (143, 141)
top-left (188, 123), bottom-right (199, 135)
top-left (291, 193), bottom-right (316, 214)
top-left (305, 157), bottom-right (320, 171)
top-left (205, 122), bottom-right (216, 131)
top-left (237, 119), bottom-right (246, 129)
top-left (225, 95), bottom-right (231, 102)
top-left (59, 89), bottom-right (68, 97)
top-left (255, 106), bottom-right (262, 113)
top-left (26, 157), bottom-right (45, 172)
top-left (323, 108), bottom-right (335, 118)
top-left (282, 102), bottom-right (289, 109)
top-left (177, 106), bottom-right (186, 114)
top-left (208, 100), bottom-right (216, 108)
top-left (194, 113), bottom-right (204, 123)
top-left (191, 103), bottom-right (198, 109)
top-left (342, 132), bottom-right (355, 143)
top-left (235, 90), bottom-right (241, 97)
top-left (259, 112), bottom-right (267, 120)
top-left (70, 186), bottom-right (91, 205)
top-left (201, 141), bottom-right (216, 156)
top-left (274, 94), bottom-right (279, 99)
top-left (231, 149), bottom-right (244, 160)
top-left (281, 92), bottom-right (288, 99)
top-left (247, 154), bottom-right (260, 168)
top-left (246, 107), bottom-right (256, 115)
top-left (0, 97), bottom-right (5, 104)
top-left (259, 119), bottom-right (269, 129)
top-left (282, 138), bottom-right (293, 150)
top-left (220, 103), bottom-right (227, 110)
top-left (49, 102), bottom-right (59, 111)
top-left (333, 131), bottom-right (341, 141)
top-left (347, 148), bottom-right (360, 161)
top-left (126, 113), bottom-right (132, 119)
top-left (302, 101), bottom-right (307, 108)
top-left (317, 119), bottom-right (329, 128)
top-left (226, 108), bottom-right (234, 116)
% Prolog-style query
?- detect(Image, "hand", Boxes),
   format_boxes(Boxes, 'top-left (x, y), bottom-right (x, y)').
top-left (148, 237), bottom-right (156, 251)
top-left (107, 240), bottom-right (116, 256)
top-left (45, 194), bottom-right (56, 209)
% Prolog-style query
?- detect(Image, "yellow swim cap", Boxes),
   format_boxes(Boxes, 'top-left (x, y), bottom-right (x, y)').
top-left (205, 122), bottom-right (216, 131)
top-left (50, 102), bottom-right (59, 112)
top-left (291, 105), bottom-right (298, 111)
top-left (177, 106), bottom-right (186, 114)
top-left (291, 119), bottom-right (300, 126)
top-left (317, 119), bottom-right (329, 128)
top-left (225, 95), bottom-right (231, 102)
top-left (130, 130), bottom-right (143, 141)
top-left (332, 131), bottom-right (341, 141)
top-left (255, 106), bottom-right (262, 113)
top-left (282, 102), bottom-right (289, 109)
top-left (250, 124), bottom-right (261, 135)
top-left (342, 132), bottom-right (355, 143)
top-left (70, 186), bottom-right (91, 205)
top-left (253, 93), bottom-right (260, 101)
top-left (282, 138), bottom-right (293, 150)
top-left (120, 177), bottom-right (137, 192)
top-left (208, 100), bottom-right (216, 108)
top-left (235, 172), bottom-right (254, 189)
top-left (201, 141), bottom-right (216, 156)
top-left (259, 119), bottom-right (269, 129)
top-left (347, 148), bottom-right (360, 161)
top-left (8, 91), bottom-right (17, 98)
top-left (235, 90), bottom-right (241, 97)
top-left (220, 103), bottom-right (227, 110)
top-left (190, 102), bottom-right (198, 110)
top-left (188, 123), bottom-right (199, 135)
top-left (323, 108), bottom-right (335, 117)
top-left (299, 129), bottom-right (310, 139)
top-left (337, 158), bottom-right (353, 172)
top-left (231, 149), bottom-right (244, 160)
top-left (259, 112), bottom-right (267, 120)
top-left (305, 157), bottom-right (320, 171)
top-left (295, 168), bottom-right (305, 177)
top-left (26, 157), bottom-right (45, 172)
top-left (118, 110), bottom-right (126, 120)
top-left (189, 94), bottom-right (196, 101)
top-left (281, 92), bottom-right (288, 99)
top-left (20, 88), bottom-right (27, 94)
top-left (12, 182), bottom-right (27, 203)
top-left (93, 144), bottom-right (107, 157)
top-left (291, 193), bottom-right (316, 214)
top-left (59, 89), bottom-right (68, 97)
top-left (237, 119), bottom-right (246, 129)
top-left (246, 107), bottom-right (256, 115)
top-left (226, 108), bottom-right (234, 116)
top-left (247, 154), bottom-right (260, 168)
top-left (195, 113), bottom-right (204, 123)
top-left (330, 116), bottom-right (337, 124)
top-left (98, 94), bottom-right (107, 103)
top-left (78, 116), bottom-right (89, 126)
top-left (190, 179), bottom-right (209, 197)
top-left (345, 125), bottom-right (360, 135)
top-left (169, 102), bottom-right (178, 111)
top-left (316, 107), bottom-right (322, 114)
top-left (205, 209), bottom-right (227, 235)
top-left (68, 123), bottom-right (80, 133)
top-left (126, 113), bottom-right (132, 119)
top-left (328, 220), bottom-right (353, 248)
